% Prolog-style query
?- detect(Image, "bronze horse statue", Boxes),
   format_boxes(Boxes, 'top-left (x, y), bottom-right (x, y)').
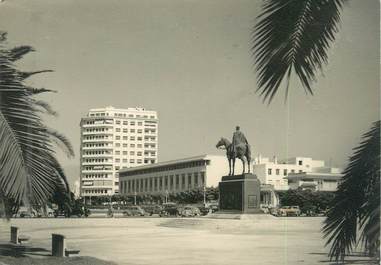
top-left (216, 137), bottom-right (251, 176)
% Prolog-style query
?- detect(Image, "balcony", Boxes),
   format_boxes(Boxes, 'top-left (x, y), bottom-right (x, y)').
top-left (82, 131), bottom-right (113, 136)
top-left (82, 138), bottom-right (113, 143)
top-left (82, 145), bottom-right (113, 150)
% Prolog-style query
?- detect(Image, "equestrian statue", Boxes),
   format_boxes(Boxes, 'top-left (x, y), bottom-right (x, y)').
top-left (216, 126), bottom-right (251, 176)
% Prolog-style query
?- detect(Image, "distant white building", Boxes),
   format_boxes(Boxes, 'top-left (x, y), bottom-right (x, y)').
top-left (79, 106), bottom-right (158, 198)
top-left (286, 167), bottom-right (343, 191)
top-left (253, 156), bottom-right (339, 190)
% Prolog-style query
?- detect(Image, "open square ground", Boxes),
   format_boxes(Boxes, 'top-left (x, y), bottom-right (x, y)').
top-left (0, 217), bottom-right (370, 265)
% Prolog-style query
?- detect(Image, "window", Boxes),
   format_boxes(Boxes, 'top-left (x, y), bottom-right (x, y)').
top-left (115, 158), bottom-right (120, 163)
top-left (276, 169), bottom-right (280, 175)
top-left (122, 151), bottom-right (127, 155)
top-left (115, 136), bottom-right (120, 140)
top-left (123, 121), bottom-right (128, 125)
top-left (299, 170), bottom-right (303, 173)
top-left (123, 143), bottom-right (128, 147)
top-left (130, 151), bottom-right (135, 155)
top-left (115, 143), bottom-right (120, 147)
top-left (116, 128), bottom-right (121, 132)
top-left (123, 136), bottom-right (128, 140)
top-left (116, 120), bottom-right (121, 125)
top-left (283, 169), bottom-right (288, 176)
top-left (130, 121), bottom-right (135, 126)
top-left (298, 160), bottom-right (303, 165)
top-left (115, 151), bottom-right (120, 155)
top-left (194, 173), bottom-right (198, 187)
top-left (182, 174), bottom-right (186, 188)
top-left (123, 128), bottom-right (128, 133)
top-left (138, 122), bottom-right (143, 126)
top-left (130, 129), bottom-right (135, 133)
top-left (200, 172), bottom-right (205, 186)
top-left (268, 168), bottom-right (272, 175)
top-left (291, 169), bottom-right (295, 173)
top-left (170, 175), bottom-right (173, 189)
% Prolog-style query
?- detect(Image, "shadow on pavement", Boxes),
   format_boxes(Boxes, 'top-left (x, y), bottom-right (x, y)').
top-left (0, 243), bottom-right (51, 257)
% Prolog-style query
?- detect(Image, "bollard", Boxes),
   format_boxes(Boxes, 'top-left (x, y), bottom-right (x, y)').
top-left (52, 234), bottom-right (66, 257)
top-left (10, 226), bottom-right (19, 244)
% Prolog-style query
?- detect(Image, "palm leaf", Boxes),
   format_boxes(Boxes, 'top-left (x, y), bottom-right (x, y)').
top-left (323, 121), bottom-right (380, 261)
top-left (0, 34), bottom-right (73, 210)
top-left (252, 0), bottom-right (347, 103)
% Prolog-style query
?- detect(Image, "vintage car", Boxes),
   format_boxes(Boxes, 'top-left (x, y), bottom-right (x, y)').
top-left (123, 206), bottom-right (146, 217)
top-left (277, 206), bottom-right (301, 217)
top-left (179, 205), bottom-right (201, 217)
top-left (159, 203), bottom-right (179, 217)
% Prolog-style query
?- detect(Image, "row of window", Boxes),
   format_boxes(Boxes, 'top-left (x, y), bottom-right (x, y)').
top-left (82, 189), bottom-right (110, 194)
top-left (89, 113), bottom-right (156, 119)
top-left (120, 172), bottom-right (205, 194)
top-left (83, 120), bottom-right (113, 125)
top-left (82, 174), bottom-right (111, 179)
top-left (83, 135), bottom-right (111, 140)
top-left (83, 150), bottom-right (112, 156)
top-left (267, 168), bottom-right (303, 176)
top-left (83, 158), bottom-right (112, 163)
top-left (83, 143), bottom-right (112, 148)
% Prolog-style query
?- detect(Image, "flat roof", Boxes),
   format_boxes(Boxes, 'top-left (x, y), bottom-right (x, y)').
top-left (286, 172), bottom-right (343, 180)
top-left (119, 154), bottom-right (213, 173)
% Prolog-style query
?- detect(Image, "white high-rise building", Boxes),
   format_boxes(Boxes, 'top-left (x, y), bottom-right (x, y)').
top-left (80, 106), bottom-right (158, 198)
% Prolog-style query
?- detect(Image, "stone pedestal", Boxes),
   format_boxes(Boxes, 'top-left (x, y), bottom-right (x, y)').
top-left (219, 173), bottom-right (261, 214)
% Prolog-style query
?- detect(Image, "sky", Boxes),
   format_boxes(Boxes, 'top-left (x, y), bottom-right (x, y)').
top-left (0, 0), bottom-right (379, 186)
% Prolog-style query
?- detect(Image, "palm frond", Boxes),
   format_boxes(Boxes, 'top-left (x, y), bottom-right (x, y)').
top-left (7, 45), bottom-right (35, 62)
top-left (252, 0), bottom-right (347, 103)
top-left (0, 34), bottom-right (72, 210)
top-left (323, 121), bottom-right (380, 261)
top-left (20, 70), bottom-right (53, 80)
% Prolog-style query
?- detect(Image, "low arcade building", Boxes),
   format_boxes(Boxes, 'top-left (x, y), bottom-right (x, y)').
top-left (118, 155), bottom-right (243, 196)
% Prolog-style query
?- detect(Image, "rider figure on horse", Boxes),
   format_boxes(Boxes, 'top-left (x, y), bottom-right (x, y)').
top-left (232, 126), bottom-right (250, 155)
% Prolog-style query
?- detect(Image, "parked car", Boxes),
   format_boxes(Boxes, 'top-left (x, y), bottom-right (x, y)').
top-left (207, 202), bottom-right (219, 213)
top-left (15, 207), bottom-right (37, 218)
top-left (198, 206), bottom-right (211, 216)
top-left (179, 205), bottom-right (201, 217)
top-left (159, 203), bottom-right (179, 217)
top-left (142, 205), bottom-right (162, 216)
top-left (123, 206), bottom-right (146, 217)
top-left (277, 206), bottom-right (301, 217)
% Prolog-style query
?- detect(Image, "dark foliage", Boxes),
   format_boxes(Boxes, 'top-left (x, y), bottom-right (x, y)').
top-left (323, 121), bottom-right (380, 261)
top-left (252, 0), bottom-right (347, 103)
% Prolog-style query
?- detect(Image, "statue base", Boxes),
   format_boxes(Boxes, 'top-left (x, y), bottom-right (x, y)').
top-left (218, 173), bottom-right (261, 214)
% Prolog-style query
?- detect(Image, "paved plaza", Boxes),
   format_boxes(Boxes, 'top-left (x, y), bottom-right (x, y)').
top-left (0, 216), bottom-right (369, 265)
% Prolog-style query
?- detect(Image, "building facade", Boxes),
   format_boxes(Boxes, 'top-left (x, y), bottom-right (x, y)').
top-left (286, 167), bottom-right (343, 191)
top-left (253, 156), bottom-right (328, 190)
top-left (80, 106), bottom-right (158, 198)
top-left (118, 155), bottom-right (243, 196)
